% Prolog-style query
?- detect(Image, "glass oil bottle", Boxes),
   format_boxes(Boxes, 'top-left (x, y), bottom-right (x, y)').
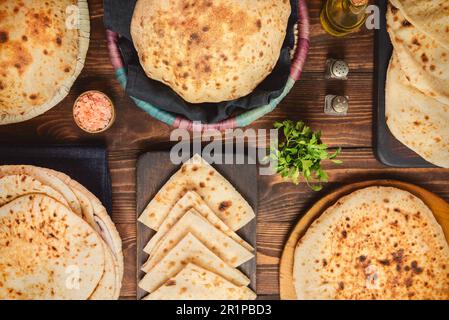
top-left (320, 0), bottom-right (368, 37)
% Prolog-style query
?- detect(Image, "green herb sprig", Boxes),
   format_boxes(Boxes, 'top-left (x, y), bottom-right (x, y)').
top-left (270, 120), bottom-right (342, 191)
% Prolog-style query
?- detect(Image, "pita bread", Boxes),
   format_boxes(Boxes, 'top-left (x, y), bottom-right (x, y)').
top-left (43, 167), bottom-right (124, 286)
top-left (0, 194), bottom-right (105, 300)
top-left (142, 209), bottom-right (253, 271)
top-left (386, 54), bottom-right (449, 168)
top-left (89, 242), bottom-right (118, 300)
top-left (387, 4), bottom-right (449, 105)
top-left (293, 186), bottom-right (449, 300)
top-left (0, 166), bottom-right (82, 215)
top-left (139, 233), bottom-right (249, 293)
top-left (130, 0), bottom-right (290, 103)
top-left (143, 263), bottom-right (256, 300)
top-left (139, 154), bottom-right (255, 231)
top-left (0, 174), bottom-right (68, 207)
top-left (0, 0), bottom-right (90, 125)
top-left (0, 165), bottom-right (123, 299)
top-left (389, 0), bottom-right (449, 50)
top-left (143, 191), bottom-right (252, 255)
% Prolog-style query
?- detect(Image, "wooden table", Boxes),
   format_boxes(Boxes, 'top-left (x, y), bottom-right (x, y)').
top-left (1, 0), bottom-right (448, 300)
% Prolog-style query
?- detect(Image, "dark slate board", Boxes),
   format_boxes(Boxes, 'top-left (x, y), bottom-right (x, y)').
top-left (136, 151), bottom-right (257, 300)
top-left (0, 144), bottom-right (112, 213)
top-left (375, 0), bottom-right (434, 168)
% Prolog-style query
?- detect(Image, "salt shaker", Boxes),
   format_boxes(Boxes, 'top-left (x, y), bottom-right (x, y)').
top-left (325, 59), bottom-right (349, 80)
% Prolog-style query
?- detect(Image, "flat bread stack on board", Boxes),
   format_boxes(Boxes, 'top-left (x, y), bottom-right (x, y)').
top-left (0, 166), bottom-right (123, 300)
top-left (386, 0), bottom-right (449, 167)
top-left (138, 155), bottom-right (256, 300)
top-left (130, 0), bottom-right (291, 103)
top-left (293, 186), bottom-right (449, 300)
top-left (0, 0), bottom-right (90, 125)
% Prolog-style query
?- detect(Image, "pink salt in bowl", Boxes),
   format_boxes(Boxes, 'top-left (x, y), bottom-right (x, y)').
top-left (73, 90), bottom-right (116, 134)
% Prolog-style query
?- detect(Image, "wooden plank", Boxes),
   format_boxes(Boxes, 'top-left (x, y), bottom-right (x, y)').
top-left (135, 152), bottom-right (258, 299)
top-left (117, 223), bottom-right (137, 297)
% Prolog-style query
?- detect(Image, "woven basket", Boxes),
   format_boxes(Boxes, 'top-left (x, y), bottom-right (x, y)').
top-left (106, 0), bottom-right (310, 131)
top-left (0, 0), bottom-right (90, 125)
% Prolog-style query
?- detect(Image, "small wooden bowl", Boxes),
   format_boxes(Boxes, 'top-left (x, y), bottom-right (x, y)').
top-left (73, 90), bottom-right (116, 134)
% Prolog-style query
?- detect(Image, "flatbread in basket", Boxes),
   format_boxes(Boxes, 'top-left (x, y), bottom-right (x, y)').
top-left (131, 0), bottom-right (291, 104)
top-left (0, 0), bottom-right (90, 125)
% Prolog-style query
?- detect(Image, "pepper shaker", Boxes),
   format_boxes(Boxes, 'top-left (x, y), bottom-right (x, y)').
top-left (324, 95), bottom-right (349, 116)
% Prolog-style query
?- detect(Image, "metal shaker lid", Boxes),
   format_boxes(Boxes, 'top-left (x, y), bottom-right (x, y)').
top-left (331, 60), bottom-right (349, 79)
top-left (331, 96), bottom-right (349, 113)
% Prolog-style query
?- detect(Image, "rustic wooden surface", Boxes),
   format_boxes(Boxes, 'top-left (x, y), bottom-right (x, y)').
top-left (0, 0), bottom-right (448, 299)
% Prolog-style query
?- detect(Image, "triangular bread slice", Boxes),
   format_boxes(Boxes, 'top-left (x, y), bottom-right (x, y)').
top-left (142, 263), bottom-right (256, 300)
top-left (142, 209), bottom-right (253, 271)
top-left (139, 233), bottom-right (249, 293)
top-left (143, 191), bottom-right (253, 255)
top-left (138, 154), bottom-right (255, 231)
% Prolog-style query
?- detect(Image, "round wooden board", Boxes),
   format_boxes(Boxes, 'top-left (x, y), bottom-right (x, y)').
top-left (279, 180), bottom-right (449, 300)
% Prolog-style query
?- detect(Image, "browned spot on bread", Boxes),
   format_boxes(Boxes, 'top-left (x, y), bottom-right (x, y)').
top-left (0, 31), bottom-right (8, 43)
top-left (401, 19), bottom-right (412, 27)
top-left (165, 280), bottom-right (176, 286)
top-left (0, 41), bottom-right (33, 75)
top-left (218, 200), bottom-right (232, 211)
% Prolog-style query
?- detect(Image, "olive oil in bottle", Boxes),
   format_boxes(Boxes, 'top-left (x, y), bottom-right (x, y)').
top-left (320, 0), bottom-right (368, 37)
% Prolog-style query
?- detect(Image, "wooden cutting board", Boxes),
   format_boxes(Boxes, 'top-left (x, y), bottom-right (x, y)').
top-left (279, 180), bottom-right (449, 300)
top-left (136, 151), bottom-right (258, 300)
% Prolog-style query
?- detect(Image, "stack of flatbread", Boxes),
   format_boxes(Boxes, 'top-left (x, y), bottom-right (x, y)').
top-left (0, 0), bottom-right (90, 125)
top-left (293, 186), bottom-right (449, 300)
top-left (0, 166), bottom-right (123, 300)
top-left (138, 154), bottom-right (256, 300)
top-left (386, 0), bottom-right (449, 167)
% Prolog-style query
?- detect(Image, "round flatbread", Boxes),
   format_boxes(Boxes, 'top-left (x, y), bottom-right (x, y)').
top-left (0, 165), bottom-right (123, 299)
top-left (89, 242), bottom-right (118, 300)
top-left (43, 167), bottom-right (124, 289)
top-left (0, 166), bottom-right (82, 215)
top-left (0, 0), bottom-right (90, 125)
top-left (386, 54), bottom-right (449, 168)
top-left (293, 186), bottom-right (449, 300)
top-left (130, 0), bottom-right (291, 103)
top-left (0, 194), bottom-right (105, 300)
top-left (0, 174), bottom-right (68, 207)
top-left (387, 4), bottom-right (449, 105)
top-left (390, 0), bottom-right (449, 50)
